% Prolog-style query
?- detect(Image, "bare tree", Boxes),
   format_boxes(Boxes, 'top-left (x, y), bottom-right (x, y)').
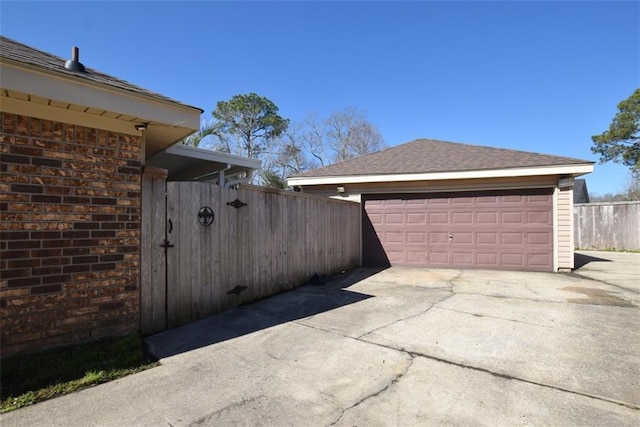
top-left (324, 107), bottom-right (385, 163)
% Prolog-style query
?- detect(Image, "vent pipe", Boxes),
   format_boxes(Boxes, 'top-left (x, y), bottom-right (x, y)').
top-left (64, 46), bottom-right (85, 72)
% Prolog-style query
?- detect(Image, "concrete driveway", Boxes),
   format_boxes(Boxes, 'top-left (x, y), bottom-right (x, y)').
top-left (2, 251), bottom-right (639, 426)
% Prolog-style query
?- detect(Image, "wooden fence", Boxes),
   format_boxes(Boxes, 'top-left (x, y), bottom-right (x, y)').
top-left (574, 201), bottom-right (640, 251)
top-left (141, 176), bottom-right (361, 334)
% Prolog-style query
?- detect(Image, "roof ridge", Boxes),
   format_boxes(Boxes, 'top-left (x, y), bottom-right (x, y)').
top-left (410, 138), bottom-right (590, 163)
top-left (290, 138), bottom-right (594, 179)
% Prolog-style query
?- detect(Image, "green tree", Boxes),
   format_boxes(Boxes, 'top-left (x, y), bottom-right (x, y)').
top-left (180, 119), bottom-right (226, 148)
top-left (591, 88), bottom-right (640, 172)
top-left (261, 170), bottom-right (287, 190)
top-left (212, 93), bottom-right (289, 158)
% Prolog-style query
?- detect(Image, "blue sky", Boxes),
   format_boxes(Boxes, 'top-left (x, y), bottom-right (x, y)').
top-left (2, 1), bottom-right (638, 195)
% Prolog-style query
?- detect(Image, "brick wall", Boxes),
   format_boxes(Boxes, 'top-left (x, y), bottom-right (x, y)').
top-left (0, 113), bottom-right (142, 356)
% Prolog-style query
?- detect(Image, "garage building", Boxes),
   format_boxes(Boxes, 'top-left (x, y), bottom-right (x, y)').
top-left (288, 139), bottom-right (594, 272)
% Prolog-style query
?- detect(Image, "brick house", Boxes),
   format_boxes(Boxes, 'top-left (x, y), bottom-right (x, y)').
top-left (0, 36), bottom-right (203, 356)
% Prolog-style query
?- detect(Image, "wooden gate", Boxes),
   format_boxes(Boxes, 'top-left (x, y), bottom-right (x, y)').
top-left (140, 169), bottom-right (361, 335)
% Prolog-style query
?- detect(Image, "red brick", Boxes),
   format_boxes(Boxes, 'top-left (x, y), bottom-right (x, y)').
top-left (11, 184), bottom-right (43, 194)
top-left (2, 114), bottom-right (141, 357)
top-left (31, 284), bottom-right (62, 295)
top-left (1, 268), bottom-right (30, 279)
top-left (8, 241), bottom-right (41, 250)
top-left (8, 276), bottom-right (41, 287)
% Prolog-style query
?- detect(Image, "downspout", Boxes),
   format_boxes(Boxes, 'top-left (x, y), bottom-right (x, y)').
top-left (218, 163), bottom-right (232, 187)
top-left (224, 168), bottom-right (256, 188)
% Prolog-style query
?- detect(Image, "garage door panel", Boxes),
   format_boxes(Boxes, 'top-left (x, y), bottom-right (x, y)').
top-left (452, 251), bottom-right (473, 265)
top-left (384, 231), bottom-right (404, 243)
top-left (407, 213), bottom-right (426, 224)
top-left (362, 189), bottom-right (554, 271)
top-left (503, 195), bottom-right (524, 203)
top-left (428, 251), bottom-right (450, 264)
top-left (529, 253), bottom-right (552, 266)
top-left (452, 212), bottom-right (473, 224)
top-left (477, 252), bottom-right (499, 266)
top-left (385, 213), bottom-right (403, 224)
top-left (428, 212), bottom-right (448, 224)
top-left (477, 212), bottom-right (498, 223)
top-left (528, 232), bottom-right (551, 245)
top-left (501, 232), bottom-right (523, 245)
top-left (429, 232), bottom-right (449, 244)
top-left (406, 251), bottom-right (427, 263)
top-left (451, 232), bottom-right (473, 244)
top-left (501, 253), bottom-right (525, 266)
top-left (368, 212), bottom-right (383, 224)
top-left (407, 232), bottom-right (426, 243)
top-left (528, 194), bottom-right (553, 203)
top-left (476, 232), bottom-right (498, 244)
top-left (501, 212), bottom-right (524, 224)
top-left (527, 211), bottom-right (551, 224)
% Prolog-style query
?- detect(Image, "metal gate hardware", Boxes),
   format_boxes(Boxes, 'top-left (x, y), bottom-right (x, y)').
top-left (226, 199), bottom-right (247, 209)
top-left (227, 285), bottom-right (248, 295)
top-left (198, 206), bottom-right (215, 226)
top-left (160, 239), bottom-right (174, 249)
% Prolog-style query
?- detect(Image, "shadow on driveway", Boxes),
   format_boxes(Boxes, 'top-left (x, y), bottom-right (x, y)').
top-left (145, 268), bottom-right (384, 360)
top-left (573, 252), bottom-right (612, 270)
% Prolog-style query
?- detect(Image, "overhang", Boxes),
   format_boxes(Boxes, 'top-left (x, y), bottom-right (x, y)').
top-left (288, 163), bottom-right (595, 187)
top-left (146, 144), bottom-right (261, 183)
top-left (0, 59), bottom-right (202, 159)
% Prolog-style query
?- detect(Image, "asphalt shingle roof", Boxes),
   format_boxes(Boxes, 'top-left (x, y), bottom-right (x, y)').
top-left (292, 139), bottom-right (593, 178)
top-left (0, 36), bottom-right (201, 111)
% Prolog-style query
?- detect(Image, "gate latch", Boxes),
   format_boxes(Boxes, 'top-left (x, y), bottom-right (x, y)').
top-left (160, 239), bottom-right (174, 249)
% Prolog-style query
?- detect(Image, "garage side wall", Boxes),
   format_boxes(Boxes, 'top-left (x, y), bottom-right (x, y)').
top-left (556, 187), bottom-right (574, 270)
top-left (0, 113), bottom-right (142, 357)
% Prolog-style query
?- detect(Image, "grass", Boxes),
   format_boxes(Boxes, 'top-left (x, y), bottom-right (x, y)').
top-left (0, 333), bottom-right (158, 413)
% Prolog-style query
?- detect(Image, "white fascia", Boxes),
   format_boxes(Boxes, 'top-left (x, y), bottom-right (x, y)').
top-left (0, 62), bottom-right (201, 130)
top-left (288, 164), bottom-right (595, 187)
top-left (164, 144), bottom-right (262, 169)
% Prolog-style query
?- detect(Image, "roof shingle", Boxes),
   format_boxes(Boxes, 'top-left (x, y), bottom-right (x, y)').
top-left (0, 36), bottom-right (201, 111)
top-left (292, 139), bottom-right (593, 178)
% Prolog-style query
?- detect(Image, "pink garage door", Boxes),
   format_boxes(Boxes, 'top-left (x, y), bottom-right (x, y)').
top-left (362, 189), bottom-right (554, 271)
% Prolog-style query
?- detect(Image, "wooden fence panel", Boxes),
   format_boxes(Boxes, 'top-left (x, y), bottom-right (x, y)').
top-left (152, 183), bottom-right (361, 331)
top-left (574, 201), bottom-right (640, 250)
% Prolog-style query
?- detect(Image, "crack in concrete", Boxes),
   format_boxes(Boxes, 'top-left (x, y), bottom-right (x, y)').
top-left (356, 292), bottom-right (455, 340)
top-left (433, 306), bottom-right (555, 329)
top-left (453, 291), bottom-right (636, 308)
top-left (354, 336), bottom-right (640, 412)
top-left (231, 270), bottom-right (640, 418)
top-left (189, 396), bottom-right (263, 426)
top-left (567, 272), bottom-right (640, 295)
top-left (404, 350), bottom-right (640, 411)
top-left (524, 283), bottom-right (541, 296)
top-left (328, 354), bottom-right (414, 426)
top-left (250, 302), bottom-right (640, 417)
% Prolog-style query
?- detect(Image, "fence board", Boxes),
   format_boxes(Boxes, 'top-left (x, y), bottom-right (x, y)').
top-left (140, 168), bottom-right (168, 335)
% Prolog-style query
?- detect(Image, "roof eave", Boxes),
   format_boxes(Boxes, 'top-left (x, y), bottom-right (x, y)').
top-left (0, 60), bottom-right (202, 128)
top-left (287, 163), bottom-right (596, 187)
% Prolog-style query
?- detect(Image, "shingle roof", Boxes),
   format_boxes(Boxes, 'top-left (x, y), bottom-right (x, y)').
top-left (0, 36), bottom-right (202, 111)
top-left (292, 139), bottom-right (594, 178)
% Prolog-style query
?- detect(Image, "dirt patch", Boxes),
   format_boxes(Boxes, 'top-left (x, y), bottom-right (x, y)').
top-left (561, 287), bottom-right (636, 308)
